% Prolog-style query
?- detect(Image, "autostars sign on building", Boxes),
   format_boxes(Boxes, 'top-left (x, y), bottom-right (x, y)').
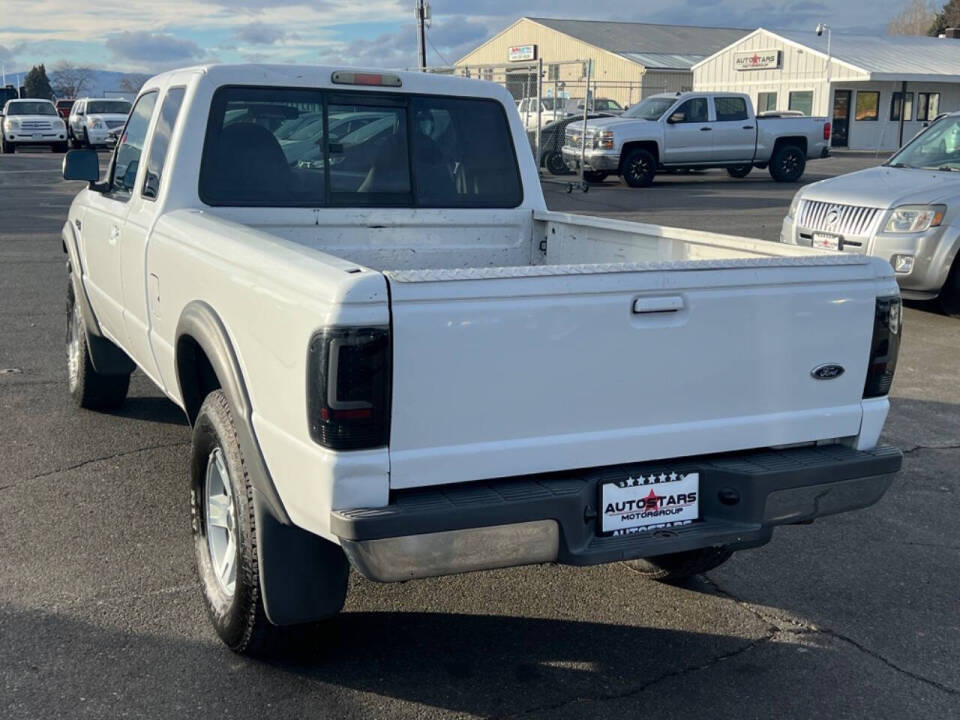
top-left (734, 49), bottom-right (782, 70)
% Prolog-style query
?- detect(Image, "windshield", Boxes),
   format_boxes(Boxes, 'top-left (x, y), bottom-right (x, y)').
top-left (87, 100), bottom-right (131, 115)
top-left (6, 101), bottom-right (57, 116)
top-left (623, 96), bottom-right (675, 121)
top-left (887, 115), bottom-right (960, 171)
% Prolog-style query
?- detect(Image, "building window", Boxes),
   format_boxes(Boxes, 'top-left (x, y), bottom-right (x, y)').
top-left (890, 92), bottom-right (914, 121)
top-left (547, 64), bottom-right (559, 81)
top-left (788, 91), bottom-right (813, 116)
top-left (715, 96), bottom-right (748, 122)
top-left (917, 92), bottom-right (941, 121)
top-left (757, 92), bottom-right (777, 112)
top-left (855, 91), bottom-right (880, 121)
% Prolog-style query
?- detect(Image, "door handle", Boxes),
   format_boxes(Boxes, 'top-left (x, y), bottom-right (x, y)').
top-left (742, 125), bottom-right (755, 130)
top-left (633, 295), bottom-right (685, 314)
top-left (699, 127), bottom-right (712, 131)
top-left (108, 225), bottom-right (120, 245)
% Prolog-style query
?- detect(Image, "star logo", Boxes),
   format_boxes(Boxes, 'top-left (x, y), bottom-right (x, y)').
top-left (751, 53), bottom-right (761, 65)
top-left (643, 488), bottom-right (662, 511)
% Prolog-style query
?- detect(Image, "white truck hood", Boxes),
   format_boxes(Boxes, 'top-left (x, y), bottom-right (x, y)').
top-left (803, 166), bottom-right (960, 208)
top-left (572, 116), bottom-right (656, 136)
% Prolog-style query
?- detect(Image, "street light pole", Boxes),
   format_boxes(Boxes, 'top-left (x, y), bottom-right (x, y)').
top-left (816, 23), bottom-right (832, 142)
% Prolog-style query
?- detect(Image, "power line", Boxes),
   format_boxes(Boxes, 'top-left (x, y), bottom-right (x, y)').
top-left (426, 33), bottom-right (451, 66)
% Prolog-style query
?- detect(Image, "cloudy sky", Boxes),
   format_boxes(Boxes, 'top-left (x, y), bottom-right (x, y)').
top-left (0, 0), bottom-right (914, 75)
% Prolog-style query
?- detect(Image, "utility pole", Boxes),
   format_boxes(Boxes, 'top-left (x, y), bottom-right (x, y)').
top-left (415, 0), bottom-right (428, 71)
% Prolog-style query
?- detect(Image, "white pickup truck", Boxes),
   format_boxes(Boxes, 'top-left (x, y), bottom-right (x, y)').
top-left (562, 92), bottom-right (831, 186)
top-left (62, 64), bottom-right (902, 655)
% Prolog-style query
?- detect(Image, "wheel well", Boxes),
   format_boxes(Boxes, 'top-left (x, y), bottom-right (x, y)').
top-left (619, 141), bottom-right (659, 171)
top-left (773, 136), bottom-right (807, 156)
top-left (176, 335), bottom-right (221, 426)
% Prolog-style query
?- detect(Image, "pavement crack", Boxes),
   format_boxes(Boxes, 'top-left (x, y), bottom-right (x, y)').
top-left (701, 576), bottom-right (959, 697)
top-left (501, 630), bottom-right (775, 718)
top-left (901, 443), bottom-right (960, 455)
top-left (12, 441), bottom-right (190, 487)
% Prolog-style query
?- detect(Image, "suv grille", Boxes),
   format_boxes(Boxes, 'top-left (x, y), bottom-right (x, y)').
top-left (20, 120), bottom-right (54, 131)
top-left (798, 200), bottom-right (881, 237)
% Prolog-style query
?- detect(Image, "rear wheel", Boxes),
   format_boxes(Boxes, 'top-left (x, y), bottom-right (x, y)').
top-left (66, 279), bottom-right (130, 409)
top-left (624, 547), bottom-right (733, 583)
top-left (192, 390), bottom-right (346, 655)
top-left (583, 170), bottom-right (608, 183)
top-left (621, 148), bottom-right (656, 188)
top-left (544, 151), bottom-right (569, 176)
top-left (769, 144), bottom-right (806, 182)
top-left (727, 165), bottom-right (752, 178)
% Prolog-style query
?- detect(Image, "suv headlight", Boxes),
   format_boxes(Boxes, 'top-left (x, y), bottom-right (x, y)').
top-left (6, 118), bottom-right (20, 131)
top-left (87, 117), bottom-right (104, 129)
top-left (788, 192), bottom-right (803, 219)
top-left (884, 204), bottom-right (946, 233)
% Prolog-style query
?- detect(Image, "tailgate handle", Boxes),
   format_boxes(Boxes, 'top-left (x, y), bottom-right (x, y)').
top-left (633, 295), bottom-right (684, 314)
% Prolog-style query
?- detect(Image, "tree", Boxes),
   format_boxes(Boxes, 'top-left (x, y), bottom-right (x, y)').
top-left (52, 61), bottom-right (93, 99)
top-left (24, 64), bottom-right (54, 100)
top-left (930, 0), bottom-right (960, 34)
top-left (118, 73), bottom-right (150, 96)
top-left (887, 0), bottom-right (937, 34)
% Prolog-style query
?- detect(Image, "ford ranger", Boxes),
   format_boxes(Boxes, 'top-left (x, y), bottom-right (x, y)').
top-left (562, 91), bottom-right (831, 186)
top-left (61, 64), bottom-right (901, 655)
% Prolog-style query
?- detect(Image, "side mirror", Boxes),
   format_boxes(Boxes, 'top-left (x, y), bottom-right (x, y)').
top-left (667, 112), bottom-right (685, 124)
top-left (62, 149), bottom-right (100, 185)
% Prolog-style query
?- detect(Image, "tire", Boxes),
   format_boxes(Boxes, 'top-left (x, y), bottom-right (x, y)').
top-left (81, 128), bottom-right (90, 148)
top-left (727, 165), bottom-right (752, 178)
top-left (939, 256), bottom-right (960, 317)
top-left (620, 148), bottom-right (656, 188)
top-left (768, 144), bottom-right (806, 182)
top-left (1, 137), bottom-right (14, 154)
top-left (69, 129), bottom-right (81, 149)
top-left (583, 170), bottom-right (608, 183)
top-left (191, 390), bottom-right (345, 655)
top-left (544, 151), bottom-right (569, 176)
top-left (624, 547), bottom-right (733, 583)
top-left (66, 279), bottom-right (130, 410)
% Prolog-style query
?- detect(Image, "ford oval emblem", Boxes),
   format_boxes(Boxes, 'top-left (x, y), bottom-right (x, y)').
top-left (811, 363), bottom-right (845, 380)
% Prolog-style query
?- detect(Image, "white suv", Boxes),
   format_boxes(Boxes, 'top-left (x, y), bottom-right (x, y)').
top-left (68, 98), bottom-right (132, 148)
top-left (1, 99), bottom-right (68, 153)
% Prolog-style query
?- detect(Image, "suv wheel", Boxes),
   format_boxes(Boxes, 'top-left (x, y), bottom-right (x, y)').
top-left (1, 137), bottom-right (14, 154)
top-left (727, 165), bottom-right (752, 178)
top-left (544, 151), bottom-right (569, 176)
top-left (621, 148), bottom-right (656, 188)
top-left (940, 256), bottom-right (960, 317)
top-left (582, 171), bottom-right (608, 183)
top-left (769, 144), bottom-right (806, 182)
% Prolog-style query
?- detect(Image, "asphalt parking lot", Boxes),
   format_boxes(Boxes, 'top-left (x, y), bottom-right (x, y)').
top-left (1, 149), bottom-right (958, 719)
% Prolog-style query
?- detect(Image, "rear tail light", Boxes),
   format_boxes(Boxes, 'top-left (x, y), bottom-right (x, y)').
top-left (863, 296), bottom-right (901, 398)
top-left (307, 327), bottom-right (391, 450)
top-left (824, 122), bottom-right (831, 141)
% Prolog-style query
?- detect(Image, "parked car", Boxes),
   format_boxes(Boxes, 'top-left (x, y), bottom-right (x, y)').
top-left (575, 97), bottom-right (624, 115)
top-left (1, 98), bottom-right (68, 153)
top-left (55, 99), bottom-right (75, 119)
top-left (62, 64), bottom-right (902, 655)
top-left (68, 98), bottom-right (132, 148)
top-left (782, 110), bottom-right (960, 316)
top-left (562, 91), bottom-right (831, 186)
top-left (516, 96), bottom-right (577, 131)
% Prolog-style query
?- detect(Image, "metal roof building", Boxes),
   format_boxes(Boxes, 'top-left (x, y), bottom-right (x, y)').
top-left (455, 17), bottom-right (750, 107)
top-left (693, 28), bottom-right (960, 150)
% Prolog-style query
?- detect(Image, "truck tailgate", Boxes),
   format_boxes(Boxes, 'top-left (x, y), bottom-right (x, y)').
top-left (385, 256), bottom-right (883, 489)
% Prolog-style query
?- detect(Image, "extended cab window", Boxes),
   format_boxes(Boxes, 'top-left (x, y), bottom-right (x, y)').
top-left (715, 97), bottom-right (748, 122)
top-left (142, 87), bottom-right (186, 200)
top-left (199, 86), bottom-right (522, 208)
top-left (110, 91), bottom-right (158, 198)
top-left (673, 98), bottom-right (708, 123)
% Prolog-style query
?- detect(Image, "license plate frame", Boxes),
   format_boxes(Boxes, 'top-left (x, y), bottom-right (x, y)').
top-left (598, 471), bottom-right (700, 536)
top-left (812, 232), bottom-right (842, 251)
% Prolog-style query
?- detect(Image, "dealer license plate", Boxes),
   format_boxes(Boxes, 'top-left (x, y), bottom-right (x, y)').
top-left (32, 133), bottom-right (43, 140)
top-left (599, 471), bottom-right (700, 536)
top-left (812, 232), bottom-right (841, 251)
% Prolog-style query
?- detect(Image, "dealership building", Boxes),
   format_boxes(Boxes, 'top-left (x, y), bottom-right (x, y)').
top-left (455, 17), bottom-right (750, 107)
top-left (693, 28), bottom-right (960, 150)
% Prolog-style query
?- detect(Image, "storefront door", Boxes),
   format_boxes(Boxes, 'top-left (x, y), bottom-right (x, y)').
top-left (832, 90), bottom-right (851, 147)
